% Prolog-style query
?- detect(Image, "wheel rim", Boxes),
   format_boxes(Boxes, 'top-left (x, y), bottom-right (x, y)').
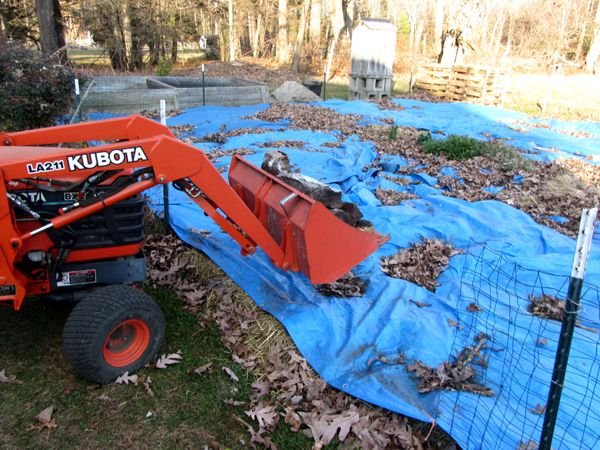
top-left (103, 319), bottom-right (150, 368)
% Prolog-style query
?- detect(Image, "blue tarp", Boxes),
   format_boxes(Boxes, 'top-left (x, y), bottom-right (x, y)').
top-left (141, 100), bottom-right (600, 449)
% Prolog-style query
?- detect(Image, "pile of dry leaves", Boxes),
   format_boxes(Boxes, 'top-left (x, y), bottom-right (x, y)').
top-left (381, 239), bottom-right (462, 292)
top-left (408, 333), bottom-right (493, 396)
top-left (375, 188), bottom-right (418, 206)
top-left (257, 140), bottom-right (306, 148)
top-left (251, 103), bottom-right (361, 135)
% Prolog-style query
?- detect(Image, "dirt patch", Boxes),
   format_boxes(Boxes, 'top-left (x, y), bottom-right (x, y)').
top-left (408, 333), bottom-right (493, 396)
top-left (204, 147), bottom-right (254, 163)
top-left (399, 88), bottom-right (445, 103)
top-left (250, 103), bottom-right (361, 134)
top-left (316, 272), bottom-right (367, 297)
top-left (203, 126), bottom-right (276, 144)
top-left (375, 188), bottom-right (418, 205)
top-left (139, 108), bottom-right (183, 120)
top-left (175, 60), bottom-right (303, 89)
top-left (381, 239), bottom-right (462, 292)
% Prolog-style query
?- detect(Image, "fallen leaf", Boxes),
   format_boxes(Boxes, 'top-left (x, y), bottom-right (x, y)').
top-left (529, 404), bottom-right (546, 415)
top-left (300, 408), bottom-right (360, 445)
top-left (222, 366), bottom-right (239, 383)
top-left (245, 405), bottom-right (279, 429)
top-left (97, 393), bottom-right (110, 401)
top-left (0, 369), bottom-right (23, 384)
top-left (156, 350), bottom-right (183, 369)
top-left (36, 406), bottom-right (54, 424)
top-left (115, 371), bottom-right (139, 385)
top-left (234, 416), bottom-right (278, 450)
top-left (143, 376), bottom-right (154, 397)
top-left (224, 399), bottom-right (246, 406)
top-left (29, 406), bottom-right (57, 432)
top-left (194, 362), bottom-right (213, 375)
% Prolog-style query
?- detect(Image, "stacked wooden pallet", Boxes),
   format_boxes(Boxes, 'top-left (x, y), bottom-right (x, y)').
top-left (415, 64), bottom-right (508, 106)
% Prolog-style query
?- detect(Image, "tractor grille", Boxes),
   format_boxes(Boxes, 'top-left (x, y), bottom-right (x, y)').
top-left (12, 189), bottom-right (145, 249)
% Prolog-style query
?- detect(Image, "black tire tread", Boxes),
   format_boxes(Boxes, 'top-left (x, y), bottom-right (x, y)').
top-left (62, 285), bottom-right (165, 384)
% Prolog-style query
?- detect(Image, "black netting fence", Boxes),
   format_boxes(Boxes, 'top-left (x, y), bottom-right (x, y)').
top-left (433, 241), bottom-right (600, 449)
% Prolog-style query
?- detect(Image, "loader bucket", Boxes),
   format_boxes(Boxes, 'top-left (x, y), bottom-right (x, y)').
top-left (228, 155), bottom-right (389, 284)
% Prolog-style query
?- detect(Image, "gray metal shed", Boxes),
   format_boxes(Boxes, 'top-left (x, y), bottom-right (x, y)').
top-left (349, 18), bottom-right (396, 100)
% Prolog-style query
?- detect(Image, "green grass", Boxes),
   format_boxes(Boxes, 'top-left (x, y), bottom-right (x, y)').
top-left (322, 79), bottom-right (408, 100)
top-left (419, 134), bottom-right (486, 160)
top-left (0, 288), bottom-right (317, 449)
top-left (419, 133), bottom-right (532, 171)
top-left (67, 47), bottom-right (206, 68)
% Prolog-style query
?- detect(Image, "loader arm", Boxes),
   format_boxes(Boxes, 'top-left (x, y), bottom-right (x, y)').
top-left (0, 116), bottom-right (388, 310)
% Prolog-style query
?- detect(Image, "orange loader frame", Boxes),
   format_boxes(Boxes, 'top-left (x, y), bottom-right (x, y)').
top-left (1, 115), bottom-right (388, 311)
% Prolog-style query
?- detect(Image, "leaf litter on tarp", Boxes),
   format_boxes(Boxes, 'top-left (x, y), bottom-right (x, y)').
top-left (408, 333), bottom-right (493, 396)
top-left (381, 239), bottom-right (463, 292)
top-left (316, 272), bottom-right (367, 298)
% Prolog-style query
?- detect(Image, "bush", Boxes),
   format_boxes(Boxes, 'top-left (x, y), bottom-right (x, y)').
top-left (0, 39), bottom-right (75, 131)
top-left (156, 59), bottom-right (172, 76)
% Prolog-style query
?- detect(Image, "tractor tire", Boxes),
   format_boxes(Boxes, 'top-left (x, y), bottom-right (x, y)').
top-left (62, 285), bottom-right (165, 384)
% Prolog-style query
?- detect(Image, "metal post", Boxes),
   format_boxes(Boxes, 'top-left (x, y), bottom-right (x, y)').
top-left (159, 99), bottom-right (170, 230)
top-left (539, 207), bottom-right (597, 450)
top-left (322, 70), bottom-right (327, 100)
top-left (201, 64), bottom-right (206, 106)
top-left (74, 79), bottom-right (81, 123)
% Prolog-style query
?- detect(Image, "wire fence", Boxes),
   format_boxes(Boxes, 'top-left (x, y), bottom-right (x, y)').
top-left (435, 234), bottom-right (600, 449)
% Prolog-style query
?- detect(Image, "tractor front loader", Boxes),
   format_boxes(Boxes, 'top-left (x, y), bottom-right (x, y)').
top-left (0, 115), bottom-right (388, 383)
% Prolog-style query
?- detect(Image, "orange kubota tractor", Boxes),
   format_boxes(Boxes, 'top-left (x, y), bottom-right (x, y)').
top-left (0, 115), bottom-right (387, 383)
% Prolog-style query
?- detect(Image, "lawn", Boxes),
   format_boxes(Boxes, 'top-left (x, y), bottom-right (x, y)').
top-left (0, 288), bottom-right (316, 449)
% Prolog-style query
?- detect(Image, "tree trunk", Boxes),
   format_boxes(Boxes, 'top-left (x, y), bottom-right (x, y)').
top-left (324, 0), bottom-right (345, 80)
top-left (309, 0), bottom-right (320, 45)
top-left (277, 0), bottom-right (289, 65)
top-left (586, 1), bottom-right (600, 73)
top-left (433, 0), bottom-right (444, 56)
top-left (291, 0), bottom-right (310, 72)
top-left (35, 0), bottom-right (67, 63)
top-left (252, 13), bottom-right (262, 58)
top-left (228, 0), bottom-right (235, 61)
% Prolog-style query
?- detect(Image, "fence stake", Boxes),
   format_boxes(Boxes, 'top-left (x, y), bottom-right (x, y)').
top-left (159, 99), bottom-right (170, 230)
top-left (539, 207), bottom-right (598, 449)
top-left (74, 79), bottom-right (81, 123)
top-left (201, 64), bottom-right (206, 106)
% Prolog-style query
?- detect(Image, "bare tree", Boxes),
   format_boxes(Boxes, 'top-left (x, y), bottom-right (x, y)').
top-left (35, 0), bottom-right (66, 63)
top-left (228, 0), bottom-right (235, 61)
top-left (292, 0), bottom-right (310, 72)
top-left (433, 0), bottom-right (444, 56)
top-left (309, 0), bottom-right (321, 45)
top-left (586, 0), bottom-right (600, 72)
top-left (277, 0), bottom-right (289, 64)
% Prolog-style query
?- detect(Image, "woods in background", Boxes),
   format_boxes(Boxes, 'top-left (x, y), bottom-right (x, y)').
top-left (1, 0), bottom-right (599, 74)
